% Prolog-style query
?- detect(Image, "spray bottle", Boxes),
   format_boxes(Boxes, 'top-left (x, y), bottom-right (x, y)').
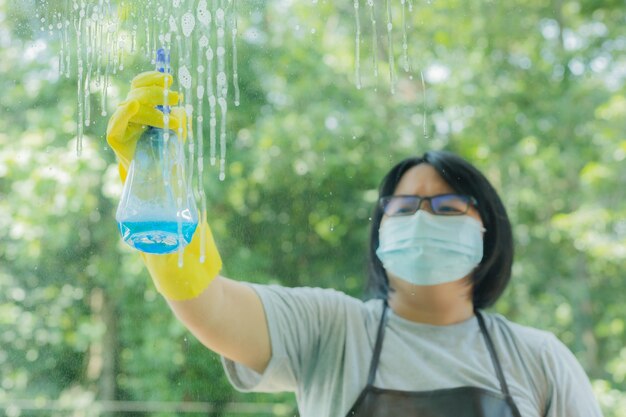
top-left (115, 48), bottom-right (198, 254)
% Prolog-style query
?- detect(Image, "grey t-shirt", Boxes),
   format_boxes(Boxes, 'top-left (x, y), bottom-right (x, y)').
top-left (221, 285), bottom-right (603, 417)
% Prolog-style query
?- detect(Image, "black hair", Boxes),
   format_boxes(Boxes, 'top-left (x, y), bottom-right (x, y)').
top-left (366, 150), bottom-right (514, 309)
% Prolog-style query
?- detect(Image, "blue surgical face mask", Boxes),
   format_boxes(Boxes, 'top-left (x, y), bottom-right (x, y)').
top-left (376, 210), bottom-right (485, 286)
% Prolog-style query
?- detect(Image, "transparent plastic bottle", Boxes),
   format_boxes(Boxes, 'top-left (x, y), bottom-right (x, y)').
top-left (116, 49), bottom-right (198, 254)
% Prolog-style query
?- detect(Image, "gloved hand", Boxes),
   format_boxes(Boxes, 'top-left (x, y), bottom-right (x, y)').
top-left (106, 71), bottom-right (185, 181)
top-left (106, 71), bottom-right (222, 300)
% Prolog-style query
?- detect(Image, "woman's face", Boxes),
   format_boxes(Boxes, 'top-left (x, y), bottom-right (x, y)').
top-left (382, 163), bottom-right (482, 224)
top-left (380, 163), bottom-right (484, 295)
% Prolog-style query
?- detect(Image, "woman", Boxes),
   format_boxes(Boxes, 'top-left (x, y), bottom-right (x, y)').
top-left (106, 72), bottom-right (603, 416)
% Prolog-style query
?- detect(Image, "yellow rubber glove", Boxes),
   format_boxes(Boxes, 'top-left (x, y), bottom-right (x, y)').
top-left (106, 71), bottom-right (222, 300)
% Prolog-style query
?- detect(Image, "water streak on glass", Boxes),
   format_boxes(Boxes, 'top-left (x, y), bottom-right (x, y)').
top-left (216, 1), bottom-right (228, 181)
top-left (421, 70), bottom-right (429, 139)
top-left (367, 0), bottom-right (378, 81)
top-left (385, 0), bottom-right (396, 94)
top-left (74, 1), bottom-right (84, 156)
top-left (231, 0), bottom-right (240, 106)
top-left (354, 0), bottom-right (362, 89)
top-left (401, 0), bottom-right (409, 73)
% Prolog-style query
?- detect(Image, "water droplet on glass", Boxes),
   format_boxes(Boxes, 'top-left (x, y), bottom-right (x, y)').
top-left (197, 0), bottom-right (211, 26)
top-left (178, 66), bottom-right (192, 89)
top-left (181, 12), bottom-right (195, 37)
top-left (169, 15), bottom-right (178, 32)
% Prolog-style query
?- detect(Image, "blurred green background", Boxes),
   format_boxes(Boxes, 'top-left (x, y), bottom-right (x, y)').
top-left (1, 0), bottom-right (625, 416)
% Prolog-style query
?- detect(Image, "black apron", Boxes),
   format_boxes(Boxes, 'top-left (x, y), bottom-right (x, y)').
top-left (346, 302), bottom-right (523, 417)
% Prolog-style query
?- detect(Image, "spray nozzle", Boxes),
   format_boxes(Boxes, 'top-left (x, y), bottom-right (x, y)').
top-left (156, 48), bottom-right (171, 114)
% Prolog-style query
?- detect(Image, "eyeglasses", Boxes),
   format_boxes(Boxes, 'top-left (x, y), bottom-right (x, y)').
top-left (379, 194), bottom-right (478, 217)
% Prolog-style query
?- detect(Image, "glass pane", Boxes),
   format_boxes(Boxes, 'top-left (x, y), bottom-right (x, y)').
top-left (1, 0), bottom-right (624, 416)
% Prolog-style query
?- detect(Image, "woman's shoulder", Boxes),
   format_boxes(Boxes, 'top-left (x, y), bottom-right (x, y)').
top-left (482, 312), bottom-right (603, 415)
top-left (481, 311), bottom-right (561, 357)
top-left (485, 312), bottom-right (585, 367)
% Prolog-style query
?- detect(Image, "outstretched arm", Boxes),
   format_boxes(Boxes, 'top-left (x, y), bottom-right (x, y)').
top-left (166, 275), bottom-right (271, 373)
top-left (106, 71), bottom-right (271, 374)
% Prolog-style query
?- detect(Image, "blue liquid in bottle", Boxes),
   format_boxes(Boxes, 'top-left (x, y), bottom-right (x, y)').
top-left (118, 220), bottom-right (198, 254)
top-left (115, 49), bottom-right (198, 255)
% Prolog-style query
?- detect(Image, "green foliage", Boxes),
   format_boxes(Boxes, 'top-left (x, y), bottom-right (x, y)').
top-left (1, 0), bottom-right (625, 415)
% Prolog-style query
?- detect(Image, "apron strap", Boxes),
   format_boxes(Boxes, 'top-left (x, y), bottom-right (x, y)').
top-left (475, 310), bottom-right (512, 398)
top-left (366, 300), bottom-right (389, 386)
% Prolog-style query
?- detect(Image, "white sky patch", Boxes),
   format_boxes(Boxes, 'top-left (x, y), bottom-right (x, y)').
top-left (325, 116), bottom-right (339, 130)
top-left (424, 63), bottom-right (450, 84)
top-left (568, 58), bottom-right (585, 76)
top-left (24, 39), bottom-right (47, 62)
top-left (563, 29), bottom-right (583, 51)
top-left (590, 54), bottom-right (610, 73)
top-left (540, 19), bottom-right (560, 40)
